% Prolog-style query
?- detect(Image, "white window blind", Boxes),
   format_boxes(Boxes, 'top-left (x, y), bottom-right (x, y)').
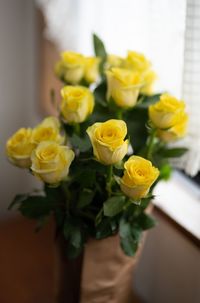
top-left (36, 0), bottom-right (200, 176)
top-left (175, 0), bottom-right (200, 176)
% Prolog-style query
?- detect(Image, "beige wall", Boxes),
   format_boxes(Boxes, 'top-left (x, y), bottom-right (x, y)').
top-left (0, 0), bottom-right (40, 218)
top-left (135, 212), bottom-right (200, 303)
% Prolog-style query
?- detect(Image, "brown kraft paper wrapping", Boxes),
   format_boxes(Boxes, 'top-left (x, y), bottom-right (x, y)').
top-left (80, 234), bottom-right (143, 303)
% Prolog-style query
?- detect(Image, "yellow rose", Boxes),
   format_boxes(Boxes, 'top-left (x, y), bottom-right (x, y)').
top-left (125, 51), bottom-right (151, 72)
top-left (31, 117), bottom-right (64, 145)
top-left (157, 111), bottom-right (188, 142)
top-left (6, 128), bottom-right (35, 168)
top-left (84, 56), bottom-right (100, 84)
top-left (106, 54), bottom-right (125, 69)
top-left (125, 51), bottom-right (156, 95)
top-left (86, 119), bottom-right (128, 165)
top-left (31, 141), bottom-right (75, 184)
top-left (106, 67), bottom-right (143, 108)
top-left (55, 51), bottom-right (85, 84)
top-left (140, 70), bottom-right (157, 95)
top-left (149, 94), bottom-right (188, 141)
top-left (61, 86), bottom-right (94, 124)
top-left (120, 156), bottom-right (159, 200)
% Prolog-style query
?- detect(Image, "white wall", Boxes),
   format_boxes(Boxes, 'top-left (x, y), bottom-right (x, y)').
top-left (135, 212), bottom-right (200, 303)
top-left (0, 0), bottom-right (40, 218)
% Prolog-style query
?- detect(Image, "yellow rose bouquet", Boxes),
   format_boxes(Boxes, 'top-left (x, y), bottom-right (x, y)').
top-left (6, 34), bottom-right (188, 258)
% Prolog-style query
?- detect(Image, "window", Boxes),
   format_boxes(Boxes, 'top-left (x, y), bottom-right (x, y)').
top-left (37, 0), bottom-right (200, 237)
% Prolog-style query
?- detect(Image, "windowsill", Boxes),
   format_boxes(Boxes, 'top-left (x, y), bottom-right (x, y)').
top-left (153, 170), bottom-right (200, 241)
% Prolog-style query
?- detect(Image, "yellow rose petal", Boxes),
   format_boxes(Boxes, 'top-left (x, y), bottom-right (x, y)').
top-left (87, 119), bottom-right (128, 165)
top-left (149, 94), bottom-right (188, 141)
top-left (6, 128), bottom-right (35, 168)
top-left (120, 156), bottom-right (159, 199)
top-left (31, 141), bottom-right (75, 184)
top-left (61, 86), bottom-right (94, 124)
top-left (106, 68), bottom-right (143, 108)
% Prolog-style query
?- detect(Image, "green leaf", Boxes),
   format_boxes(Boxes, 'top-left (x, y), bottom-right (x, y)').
top-left (137, 213), bottom-right (156, 230)
top-left (35, 215), bottom-right (49, 232)
top-left (96, 218), bottom-right (112, 239)
top-left (95, 208), bottom-right (103, 226)
top-left (103, 196), bottom-right (126, 217)
top-left (113, 175), bottom-right (121, 185)
top-left (123, 203), bottom-right (137, 217)
top-left (124, 107), bottom-right (149, 153)
top-left (119, 217), bottom-right (139, 256)
top-left (93, 33), bottom-right (107, 75)
top-left (93, 33), bottom-right (107, 61)
top-left (63, 219), bottom-right (83, 248)
top-left (8, 194), bottom-right (28, 210)
top-left (158, 147), bottom-right (188, 158)
top-left (131, 227), bottom-right (142, 243)
top-left (70, 134), bottom-right (91, 152)
top-left (140, 195), bottom-right (154, 209)
top-left (120, 236), bottom-right (138, 256)
top-left (71, 228), bottom-right (82, 248)
top-left (94, 81), bottom-right (107, 107)
top-left (67, 243), bottom-right (83, 259)
top-left (110, 219), bottom-right (118, 232)
top-left (129, 199), bottom-right (141, 206)
top-left (77, 188), bottom-right (95, 209)
top-left (119, 217), bottom-right (132, 238)
top-left (136, 94), bottom-right (161, 109)
top-left (19, 196), bottom-right (55, 219)
top-left (159, 163), bottom-right (172, 180)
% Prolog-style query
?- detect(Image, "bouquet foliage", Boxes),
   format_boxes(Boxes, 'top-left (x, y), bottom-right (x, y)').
top-left (6, 35), bottom-right (188, 258)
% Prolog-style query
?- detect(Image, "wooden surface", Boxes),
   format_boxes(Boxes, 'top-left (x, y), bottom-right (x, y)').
top-left (0, 216), bottom-right (142, 303)
top-left (0, 216), bottom-right (55, 303)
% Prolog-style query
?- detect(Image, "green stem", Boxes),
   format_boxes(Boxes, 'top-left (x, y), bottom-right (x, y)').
top-left (146, 128), bottom-right (156, 160)
top-left (73, 123), bottom-right (80, 136)
top-left (61, 182), bottom-right (71, 211)
top-left (106, 165), bottom-right (113, 196)
top-left (116, 109), bottom-right (123, 120)
top-left (95, 207), bottom-right (104, 226)
top-left (50, 88), bottom-right (55, 106)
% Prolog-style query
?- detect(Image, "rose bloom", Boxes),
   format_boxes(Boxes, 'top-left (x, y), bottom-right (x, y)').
top-left (120, 156), bottom-right (159, 200)
top-left (61, 86), bottom-right (94, 124)
top-left (87, 119), bottom-right (128, 165)
top-left (6, 128), bottom-right (35, 168)
top-left (149, 94), bottom-right (188, 141)
top-left (106, 67), bottom-right (143, 108)
top-left (106, 54), bottom-right (125, 69)
top-left (55, 51), bottom-right (85, 84)
top-left (140, 69), bottom-right (157, 95)
top-left (84, 56), bottom-right (101, 84)
top-left (31, 117), bottom-right (64, 145)
top-left (125, 51), bottom-right (151, 72)
top-left (125, 51), bottom-right (156, 95)
top-left (31, 141), bottom-right (75, 184)
top-left (157, 112), bottom-right (188, 142)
